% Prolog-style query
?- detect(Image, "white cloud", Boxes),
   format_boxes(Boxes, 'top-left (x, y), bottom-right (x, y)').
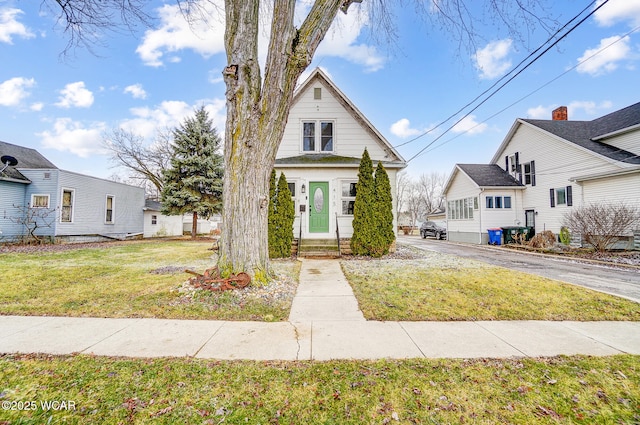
top-left (390, 118), bottom-right (422, 138)
top-left (0, 77), bottom-right (35, 106)
top-left (38, 118), bottom-right (107, 157)
top-left (124, 84), bottom-right (147, 99)
top-left (30, 102), bottom-right (44, 111)
top-left (120, 99), bottom-right (226, 138)
top-left (451, 115), bottom-right (487, 135)
top-left (576, 35), bottom-right (631, 76)
top-left (137, 0), bottom-right (384, 72)
top-left (0, 8), bottom-right (34, 44)
top-left (527, 101), bottom-right (614, 119)
top-left (526, 105), bottom-right (549, 119)
top-left (473, 39), bottom-right (513, 80)
top-left (136, 1), bottom-right (226, 67)
top-left (594, 0), bottom-right (640, 27)
top-left (55, 82), bottom-right (94, 108)
top-left (314, 5), bottom-right (385, 72)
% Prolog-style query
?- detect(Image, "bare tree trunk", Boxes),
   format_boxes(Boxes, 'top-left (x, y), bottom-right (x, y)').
top-left (191, 211), bottom-right (198, 239)
top-left (219, 0), bottom-right (344, 277)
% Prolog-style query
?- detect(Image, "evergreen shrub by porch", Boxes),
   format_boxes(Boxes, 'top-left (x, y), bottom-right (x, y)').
top-left (351, 148), bottom-right (394, 257)
top-left (268, 170), bottom-right (295, 258)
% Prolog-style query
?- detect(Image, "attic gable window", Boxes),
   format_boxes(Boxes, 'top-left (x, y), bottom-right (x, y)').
top-left (302, 120), bottom-right (334, 153)
top-left (314, 87), bottom-right (322, 100)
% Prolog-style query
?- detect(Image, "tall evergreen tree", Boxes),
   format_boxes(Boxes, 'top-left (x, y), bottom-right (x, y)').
top-left (268, 171), bottom-right (294, 258)
top-left (161, 106), bottom-right (223, 238)
top-left (268, 169), bottom-right (278, 258)
top-left (350, 148), bottom-right (378, 256)
top-left (374, 161), bottom-right (395, 256)
top-left (275, 172), bottom-right (295, 258)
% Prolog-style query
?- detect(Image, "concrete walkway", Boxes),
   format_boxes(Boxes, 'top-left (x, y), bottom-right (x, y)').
top-left (1, 258), bottom-right (639, 360)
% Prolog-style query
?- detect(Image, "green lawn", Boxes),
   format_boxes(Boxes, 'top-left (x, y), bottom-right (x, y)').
top-left (0, 354), bottom-right (638, 424)
top-left (0, 240), bottom-right (299, 321)
top-left (341, 259), bottom-right (640, 321)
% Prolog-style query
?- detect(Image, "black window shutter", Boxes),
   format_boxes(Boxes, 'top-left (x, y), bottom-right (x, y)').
top-left (531, 161), bottom-right (536, 186)
top-left (515, 152), bottom-right (520, 168)
top-left (505, 156), bottom-right (509, 171)
top-left (566, 185), bottom-right (573, 206)
top-left (550, 188), bottom-right (555, 208)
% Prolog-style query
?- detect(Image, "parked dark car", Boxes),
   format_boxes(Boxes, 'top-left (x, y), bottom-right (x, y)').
top-left (420, 221), bottom-right (447, 240)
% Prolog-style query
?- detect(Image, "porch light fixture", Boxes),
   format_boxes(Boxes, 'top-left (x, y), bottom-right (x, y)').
top-left (301, 184), bottom-right (306, 194)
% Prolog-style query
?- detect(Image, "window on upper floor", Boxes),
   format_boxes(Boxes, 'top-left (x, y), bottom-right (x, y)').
top-left (523, 161), bottom-right (536, 186)
top-left (302, 120), bottom-right (334, 153)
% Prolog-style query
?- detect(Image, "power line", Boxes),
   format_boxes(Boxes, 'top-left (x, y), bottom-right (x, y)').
top-left (395, 0), bottom-right (599, 149)
top-left (416, 25), bottom-right (639, 159)
top-left (400, 0), bottom-right (612, 163)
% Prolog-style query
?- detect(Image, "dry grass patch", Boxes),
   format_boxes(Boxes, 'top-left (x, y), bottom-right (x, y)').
top-left (341, 258), bottom-right (640, 321)
top-left (0, 354), bottom-right (638, 424)
top-left (0, 240), bottom-right (299, 321)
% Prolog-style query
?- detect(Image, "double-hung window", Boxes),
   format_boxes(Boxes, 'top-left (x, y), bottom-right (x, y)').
top-left (61, 189), bottom-right (74, 222)
top-left (302, 120), bottom-right (334, 152)
top-left (341, 181), bottom-right (357, 215)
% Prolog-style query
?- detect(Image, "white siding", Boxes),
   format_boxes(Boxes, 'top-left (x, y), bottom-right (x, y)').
top-left (598, 130), bottom-right (640, 156)
top-left (144, 211), bottom-right (183, 237)
top-left (493, 123), bottom-right (626, 234)
top-left (445, 170), bottom-right (481, 235)
top-left (274, 166), bottom-right (399, 239)
top-left (278, 79), bottom-right (389, 161)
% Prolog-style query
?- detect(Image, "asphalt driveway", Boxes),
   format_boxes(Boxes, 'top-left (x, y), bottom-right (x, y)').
top-left (399, 235), bottom-right (640, 303)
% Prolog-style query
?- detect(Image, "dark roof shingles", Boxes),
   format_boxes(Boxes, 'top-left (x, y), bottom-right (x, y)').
top-left (457, 164), bottom-right (523, 187)
top-left (522, 102), bottom-right (640, 165)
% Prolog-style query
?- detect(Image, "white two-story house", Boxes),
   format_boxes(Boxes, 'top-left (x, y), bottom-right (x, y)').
top-left (444, 102), bottom-right (640, 246)
top-left (274, 68), bottom-right (406, 242)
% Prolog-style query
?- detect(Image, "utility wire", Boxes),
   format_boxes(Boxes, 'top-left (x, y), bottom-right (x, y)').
top-left (416, 24), bottom-right (639, 159)
top-left (395, 0), bottom-right (599, 149)
top-left (403, 0), bottom-right (612, 163)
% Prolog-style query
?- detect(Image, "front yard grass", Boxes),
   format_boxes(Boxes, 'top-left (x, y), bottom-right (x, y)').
top-left (341, 258), bottom-right (640, 321)
top-left (0, 353), bottom-right (638, 424)
top-left (0, 240), bottom-right (299, 321)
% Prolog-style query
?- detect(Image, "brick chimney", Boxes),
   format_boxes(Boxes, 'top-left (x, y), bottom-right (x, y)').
top-left (552, 106), bottom-right (568, 121)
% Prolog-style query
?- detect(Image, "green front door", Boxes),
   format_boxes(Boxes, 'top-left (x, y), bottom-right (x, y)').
top-left (309, 182), bottom-right (329, 233)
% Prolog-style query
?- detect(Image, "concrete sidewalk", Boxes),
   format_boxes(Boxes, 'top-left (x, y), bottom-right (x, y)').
top-left (1, 259), bottom-right (639, 360)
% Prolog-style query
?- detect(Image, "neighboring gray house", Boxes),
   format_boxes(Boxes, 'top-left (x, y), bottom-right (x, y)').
top-left (1, 141), bottom-right (145, 243)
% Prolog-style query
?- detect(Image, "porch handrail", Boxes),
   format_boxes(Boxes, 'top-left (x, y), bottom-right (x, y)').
top-left (335, 213), bottom-right (341, 257)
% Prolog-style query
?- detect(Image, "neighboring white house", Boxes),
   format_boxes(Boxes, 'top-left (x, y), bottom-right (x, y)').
top-left (444, 103), bottom-right (640, 246)
top-left (1, 140), bottom-right (145, 243)
top-left (274, 68), bottom-right (406, 241)
top-left (143, 200), bottom-right (184, 238)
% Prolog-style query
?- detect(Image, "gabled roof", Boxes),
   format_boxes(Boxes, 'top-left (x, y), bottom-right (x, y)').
top-left (0, 140), bottom-right (58, 183)
top-left (290, 68), bottom-right (405, 166)
top-left (493, 102), bottom-right (640, 165)
top-left (444, 164), bottom-right (524, 194)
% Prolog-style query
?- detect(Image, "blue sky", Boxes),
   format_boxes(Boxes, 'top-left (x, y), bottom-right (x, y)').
top-left (1, 0), bottom-right (639, 182)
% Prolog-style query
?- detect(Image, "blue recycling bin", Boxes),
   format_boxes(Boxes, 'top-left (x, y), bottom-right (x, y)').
top-left (487, 228), bottom-right (503, 245)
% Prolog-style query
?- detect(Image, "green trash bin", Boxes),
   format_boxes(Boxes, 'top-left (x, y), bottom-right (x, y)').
top-left (501, 226), bottom-right (530, 244)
